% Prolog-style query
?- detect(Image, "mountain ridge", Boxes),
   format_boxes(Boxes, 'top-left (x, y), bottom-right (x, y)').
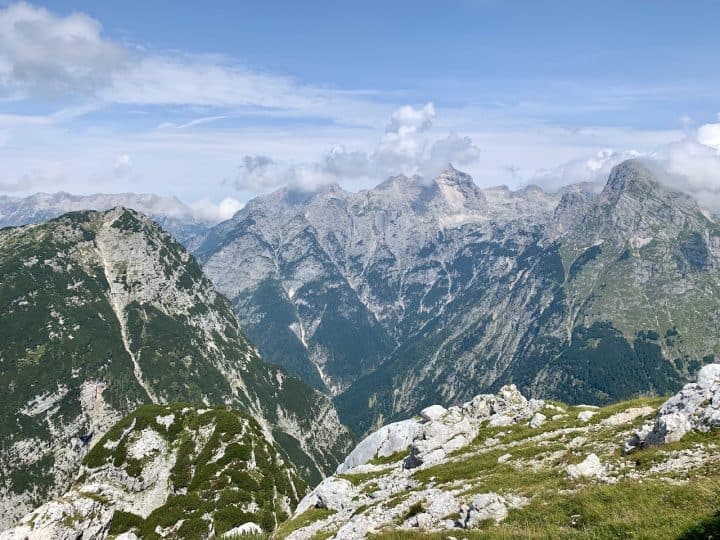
top-left (0, 208), bottom-right (352, 527)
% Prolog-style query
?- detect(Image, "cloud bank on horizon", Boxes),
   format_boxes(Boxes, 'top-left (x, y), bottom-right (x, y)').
top-left (0, 1), bottom-right (720, 217)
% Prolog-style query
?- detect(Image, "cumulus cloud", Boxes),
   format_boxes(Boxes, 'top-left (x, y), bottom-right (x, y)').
top-left (326, 103), bottom-right (480, 180)
top-left (189, 197), bottom-right (244, 222)
top-left (386, 103), bottom-right (435, 136)
top-left (527, 117), bottom-right (720, 210)
top-left (0, 2), bottom-right (126, 97)
top-left (231, 155), bottom-right (287, 192)
top-left (697, 119), bottom-right (720, 150)
top-left (662, 119), bottom-right (720, 208)
top-left (230, 103), bottom-right (482, 193)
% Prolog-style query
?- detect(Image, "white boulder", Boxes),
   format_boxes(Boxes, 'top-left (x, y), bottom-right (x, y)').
top-left (336, 419), bottom-right (421, 473)
top-left (566, 453), bottom-right (604, 481)
top-left (421, 405), bottom-right (448, 421)
top-left (295, 478), bottom-right (356, 514)
top-left (631, 363), bottom-right (720, 448)
top-left (529, 412), bottom-right (547, 428)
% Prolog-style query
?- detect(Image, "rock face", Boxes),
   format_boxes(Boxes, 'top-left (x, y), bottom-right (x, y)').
top-left (631, 363), bottom-right (720, 448)
top-left (1, 405), bottom-right (305, 539)
top-left (197, 160), bottom-right (720, 434)
top-left (0, 209), bottom-right (352, 528)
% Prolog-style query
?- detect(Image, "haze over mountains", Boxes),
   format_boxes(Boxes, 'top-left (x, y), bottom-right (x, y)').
top-left (0, 192), bottom-right (216, 251)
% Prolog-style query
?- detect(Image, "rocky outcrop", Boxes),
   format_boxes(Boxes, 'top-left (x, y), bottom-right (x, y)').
top-left (405, 385), bottom-right (543, 468)
top-left (286, 386), bottom-right (545, 539)
top-left (629, 363), bottom-right (720, 448)
top-left (336, 419), bottom-right (421, 474)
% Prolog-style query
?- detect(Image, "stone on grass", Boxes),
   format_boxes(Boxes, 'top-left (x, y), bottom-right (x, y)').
top-left (460, 493), bottom-right (508, 527)
top-left (566, 453), bottom-right (604, 481)
top-left (577, 410), bottom-right (597, 422)
top-left (529, 412), bottom-right (547, 428)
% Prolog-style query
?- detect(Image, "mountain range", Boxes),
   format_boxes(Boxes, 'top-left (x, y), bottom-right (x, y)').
top-left (5, 161), bottom-right (720, 438)
top-left (196, 160), bottom-right (720, 433)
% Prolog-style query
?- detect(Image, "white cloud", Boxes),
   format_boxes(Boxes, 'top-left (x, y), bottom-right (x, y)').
top-left (386, 103), bottom-right (435, 136)
top-left (424, 133), bottom-right (482, 174)
top-left (531, 148), bottom-right (642, 192)
top-left (662, 120), bottom-right (720, 208)
top-left (525, 117), bottom-right (720, 210)
top-left (230, 103), bottom-right (482, 193)
top-left (189, 197), bottom-right (244, 222)
top-left (697, 120), bottom-right (720, 150)
top-left (113, 153), bottom-right (132, 177)
top-left (0, 2), bottom-right (387, 126)
top-left (0, 2), bottom-right (126, 96)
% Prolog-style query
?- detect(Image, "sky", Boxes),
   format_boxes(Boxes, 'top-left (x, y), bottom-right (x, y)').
top-left (1, 0), bottom-right (720, 220)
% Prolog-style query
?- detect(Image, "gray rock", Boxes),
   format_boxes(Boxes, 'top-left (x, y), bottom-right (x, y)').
top-left (405, 385), bottom-right (543, 469)
top-left (336, 419), bottom-right (421, 473)
top-left (461, 493), bottom-right (508, 527)
top-left (426, 491), bottom-right (459, 520)
top-left (296, 478), bottom-right (356, 514)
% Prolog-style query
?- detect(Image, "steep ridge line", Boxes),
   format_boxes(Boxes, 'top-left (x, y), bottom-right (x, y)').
top-left (96, 215), bottom-right (159, 404)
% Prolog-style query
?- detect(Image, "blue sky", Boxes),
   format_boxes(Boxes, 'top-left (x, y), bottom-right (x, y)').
top-left (1, 1), bottom-right (720, 218)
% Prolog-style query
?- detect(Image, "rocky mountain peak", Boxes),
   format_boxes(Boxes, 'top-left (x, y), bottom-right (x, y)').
top-left (601, 159), bottom-right (662, 204)
top-left (434, 164), bottom-right (479, 192)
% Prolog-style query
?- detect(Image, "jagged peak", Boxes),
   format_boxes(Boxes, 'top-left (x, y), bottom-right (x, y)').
top-left (435, 164), bottom-right (475, 188)
top-left (601, 159), bottom-right (661, 202)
